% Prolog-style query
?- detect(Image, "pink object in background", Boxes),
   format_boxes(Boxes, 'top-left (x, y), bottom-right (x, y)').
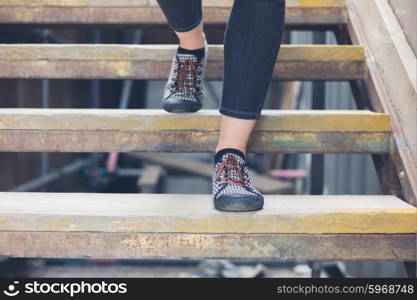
top-left (106, 152), bottom-right (119, 173)
top-left (269, 169), bottom-right (308, 179)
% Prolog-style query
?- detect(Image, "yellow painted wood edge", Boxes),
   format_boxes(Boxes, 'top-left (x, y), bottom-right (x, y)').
top-left (0, 209), bottom-right (414, 234)
top-left (0, 0), bottom-right (346, 9)
top-left (296, 0), bottom-right (346, 8)
top-left (0, 109), bottom-right (391, 132)
top-left (155, 209), bottom-right (417, 234)
top-left (0, 44), bottom-right (365, 62)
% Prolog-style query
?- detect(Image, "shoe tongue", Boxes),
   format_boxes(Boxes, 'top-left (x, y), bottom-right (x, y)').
top-left (215, 148), bottom-right (246, 165)
top-left (219, 153), bottom-right (245, 167)
top-left (223, 153), bottom-right (244, 166)
top-left (176, 53), bottom-right (199, 62)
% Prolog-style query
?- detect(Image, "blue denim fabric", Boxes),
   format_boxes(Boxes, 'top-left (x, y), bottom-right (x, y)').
top-left (156, 0), bottom-right (286, 120)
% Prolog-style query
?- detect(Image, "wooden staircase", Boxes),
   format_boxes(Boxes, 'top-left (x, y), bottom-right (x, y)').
top-left (0, 0), bottom-right (415, 272)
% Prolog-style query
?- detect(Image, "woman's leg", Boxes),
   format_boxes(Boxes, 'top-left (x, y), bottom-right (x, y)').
top-left (215, 116), bottom-right (256, 155)
top-left (156, 0), bottom-right (205, 49)
top-left (156, 0), bottom-right (203, 34)
top-left (176, 22), bottom-right (206, 50)
top-left (217, 0), bottom-right (286, 153)
top-left (213, 0), bottom-right (286, 212)
top-left (156, 0), bottom-right (208, 112)
top-left (155, 1), bottom-right (286, 211)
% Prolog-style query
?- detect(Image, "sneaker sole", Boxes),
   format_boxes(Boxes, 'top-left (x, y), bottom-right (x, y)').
top-left (214, 194), bottom-right (264, 212)
top-left (162, 100), bottom-right (202, 113)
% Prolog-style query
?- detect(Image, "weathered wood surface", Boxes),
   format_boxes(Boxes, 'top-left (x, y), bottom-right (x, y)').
top-left (0, 44), bottom-right (366, 80)
top-left (346, 0), bottom-right (417, 205)
top-left (0, 0), bottom-right (347, 26)
top-left (388, 0), bottom-right (417, 55)
top-left (0, 232), bottom-right (414, 261)
top-left (0, 109), bottom-right (391, 153)
top-left (0, 193), bottom-right (415, 234)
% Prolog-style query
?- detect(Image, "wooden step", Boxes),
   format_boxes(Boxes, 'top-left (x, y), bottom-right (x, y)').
top-left (0, 192), bottom-right (415, 260)
top-left (1, 193), bottom-right (413, 234)
top-left (0, 109), bottom-right (391, 153)
top-left (0, 44), bottom-right (366, 80)
top-left (0, 0), bottom-right (347, 26)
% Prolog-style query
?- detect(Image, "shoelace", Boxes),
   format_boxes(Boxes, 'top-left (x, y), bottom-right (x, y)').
top-left (170, 58), bottom-right (202, 94)
top-left (215, 156), bottom-right (249, 186)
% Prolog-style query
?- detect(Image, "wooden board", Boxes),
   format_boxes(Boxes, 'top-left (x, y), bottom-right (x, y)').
top-left (0, 192), bottom-right (415, 234)
top-left (0, 44), bottom-right (366, 80)
top-left (388, 0), bottom-right (417, 55)
top-left (346, 0), bottom-right (417, 205)
top-left (0, 109), bottom-right (391, 153)
top-left (0, 0), bottom-right (347, 26)
top-left (137, 164), bottom-right (162, 188)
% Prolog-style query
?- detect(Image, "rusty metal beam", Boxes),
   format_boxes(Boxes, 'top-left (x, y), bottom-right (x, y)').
top-left (0, 232), bottom-right (414, 261)
top-left (0, 130), bottom-right (392, 154)
top-left (0, 109), bottom-right (391, 153)
top-left (0, 0), bottom-right (347, 26)
top-left (0, 44), bottom-right (366, 80)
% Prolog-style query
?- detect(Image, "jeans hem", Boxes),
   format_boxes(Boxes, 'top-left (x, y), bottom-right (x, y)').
top-left (219, 107), bottom-right (261, 120)
top-left (169, 17), bottom-right (202, 33)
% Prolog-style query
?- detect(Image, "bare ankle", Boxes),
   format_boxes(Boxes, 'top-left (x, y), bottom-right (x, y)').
top-left (177, 29), bottom-right (206, 50)
top-left (179, 38), bottom-right (205, 50)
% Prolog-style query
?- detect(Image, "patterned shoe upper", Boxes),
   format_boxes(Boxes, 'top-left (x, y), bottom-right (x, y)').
top-left (163, 41), bottom-right (207, 105)
top-left (212, 152), bottom-right (263, 201)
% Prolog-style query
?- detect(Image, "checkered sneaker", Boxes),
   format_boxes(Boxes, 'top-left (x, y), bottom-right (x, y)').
top-left (162, 41), bottom-right (208, 113)
top-left (212, 152), bottom-right (264, 212)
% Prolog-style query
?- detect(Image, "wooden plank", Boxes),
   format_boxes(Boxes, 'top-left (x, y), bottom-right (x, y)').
top-left (0, 0), bottom-right (347, 26)
top-left (0, 44), bottom-right (366, 80)
top-left (137, 164), bottom-right (162, 188)
top-left (0, 109), bottom-right (391, 153)
top-left (0, 192), bottom-right (415, 234)
top-left (388, 0), bottom-right (417, 55)
top-left (0, 109), bottom-right (390, 132)
top-left (129, 153), bottom-right (294, 194)
top-left (0, 232), bottom-right (414, 261)
top-left (346, 0), bottom-right (417, 205)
